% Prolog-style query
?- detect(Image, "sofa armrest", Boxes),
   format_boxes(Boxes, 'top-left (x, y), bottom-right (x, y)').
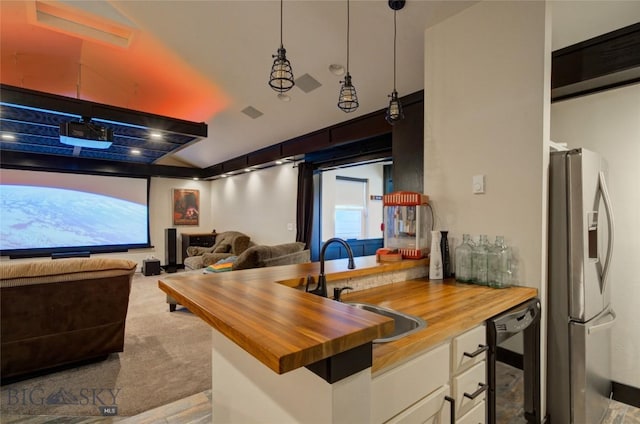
top-left (186, 245), bottom-right (215, 257)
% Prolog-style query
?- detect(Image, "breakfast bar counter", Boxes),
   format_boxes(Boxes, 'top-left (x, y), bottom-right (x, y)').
top-left (158, 257), bottom-right (538, 423)
top-left (158, 256), bottom-right (536, 375)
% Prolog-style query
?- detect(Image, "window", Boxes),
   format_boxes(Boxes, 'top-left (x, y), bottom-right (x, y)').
top-left (334, 177), bottom-right (367, 239)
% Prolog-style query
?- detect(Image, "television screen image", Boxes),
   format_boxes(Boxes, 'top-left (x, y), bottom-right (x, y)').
top-left (0, 169), bottom-right (150, 258)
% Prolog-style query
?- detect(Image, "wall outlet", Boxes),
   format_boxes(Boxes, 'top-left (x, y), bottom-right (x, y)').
top-left (287, 223), bottom-right (294, 231)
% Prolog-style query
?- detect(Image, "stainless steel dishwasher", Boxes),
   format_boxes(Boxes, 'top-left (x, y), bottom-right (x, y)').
top-left (487, 297), bottom-right (542, 424)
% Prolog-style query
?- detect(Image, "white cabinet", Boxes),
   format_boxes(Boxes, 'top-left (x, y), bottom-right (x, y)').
top-left (372, 343), bottom-right (450, 423)
top-left (457, 401), bottom-right (486, 424)
top-left (386, 385), bottom-right (451, 424)
top-left (451, 324), bottom-right (488, 423)
top-left (371, 323), bottom-right (488, 424)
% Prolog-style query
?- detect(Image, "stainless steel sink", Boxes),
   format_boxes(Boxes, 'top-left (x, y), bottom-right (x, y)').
top-left (346, 302), bottom-right (427, 343)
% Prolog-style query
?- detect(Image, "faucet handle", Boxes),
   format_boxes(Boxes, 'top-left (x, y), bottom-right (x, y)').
top-left (333, 286), bottom-right (353, 302)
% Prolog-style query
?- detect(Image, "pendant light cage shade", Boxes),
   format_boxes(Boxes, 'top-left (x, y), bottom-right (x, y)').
top-left (338, 0), bottom-right (359, 113)
top-left (268, 0), bottom-right (294, 93)
top-left (338, 73), bottom-right (359, 113)
top-left (385, 0), bottom-right (405, 124)
top-left (386, 90), bottom-right (404, 123)
top-left (269, 47), bottom-right (295, 93)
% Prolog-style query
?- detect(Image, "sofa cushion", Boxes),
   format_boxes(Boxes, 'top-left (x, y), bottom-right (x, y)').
top-left (262, 250), bottom-right (310, 267)
top-left (232, 242), bottom-right (306, 270)
top-left (0, 258), bottom-right (137, 288)
top-left (213, 243), bottom-right (231, 253)
top-left (183, 255), bottom-right (204, 270)
top-left (201, 252), bottom-right (234, 267)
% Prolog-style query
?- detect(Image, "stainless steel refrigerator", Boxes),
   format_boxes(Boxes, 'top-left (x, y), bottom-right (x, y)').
top-left (547, 148), bottom-right (616, 423)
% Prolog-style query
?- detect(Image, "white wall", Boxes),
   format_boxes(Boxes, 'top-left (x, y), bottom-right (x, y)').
top-left (320, 163), bottom-right (385, 242)
top-left (148, 177), bottom-right (214, 264)
top-left (551, 83), bottom-right (640, 389)
top-left (210, 164), bottom-right (298, 245)
top-left (424, 0), bottom-right (551, 413)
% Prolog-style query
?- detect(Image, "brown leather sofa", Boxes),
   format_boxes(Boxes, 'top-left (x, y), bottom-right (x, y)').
top-left (0, 258), bottom-right (137, 382)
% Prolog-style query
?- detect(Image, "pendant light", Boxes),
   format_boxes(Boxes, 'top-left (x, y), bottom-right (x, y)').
top-left (337, 0), bottom-right (359, 113)
top-left (385, 0), bottom-right (405, 124)
top-left (269, 0), bottom-right (295, 93)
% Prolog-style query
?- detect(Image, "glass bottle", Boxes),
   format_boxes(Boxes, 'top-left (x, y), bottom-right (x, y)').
top-left (487, 236), bottom-right (501, 287)
top-left (488, 236), bottom-right (511, 288)
top-left (440, 230), bottom-right (451, 278)
top-left (454, 234), bottom-right (474, 283)
top-left (472, 235), bottom-right (489, 285)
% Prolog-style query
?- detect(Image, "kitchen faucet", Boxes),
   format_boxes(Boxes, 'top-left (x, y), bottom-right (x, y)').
top-left (306, 237), bottom-right (356, 298)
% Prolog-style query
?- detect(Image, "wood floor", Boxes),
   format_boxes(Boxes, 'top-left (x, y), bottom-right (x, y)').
top-left (2, 366), bottom-right (639, 423)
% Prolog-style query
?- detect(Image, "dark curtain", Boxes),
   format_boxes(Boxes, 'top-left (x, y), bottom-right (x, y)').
top-left (295, 162), bottom-right (314, 249)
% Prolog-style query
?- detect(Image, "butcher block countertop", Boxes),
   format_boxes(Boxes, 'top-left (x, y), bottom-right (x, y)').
top-left (158, 257), bottom-right (537, 376)
top-left (342, 280), bottom-right (537, 374)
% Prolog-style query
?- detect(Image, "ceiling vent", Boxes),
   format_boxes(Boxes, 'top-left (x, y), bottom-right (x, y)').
top-left (241, 106), bottom-right (264, 119)
top-left (295, 74), bottom-right (322, 93)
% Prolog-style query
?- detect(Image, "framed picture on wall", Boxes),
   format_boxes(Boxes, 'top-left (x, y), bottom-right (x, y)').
top-left (173, 188), bottom-right (199, 226)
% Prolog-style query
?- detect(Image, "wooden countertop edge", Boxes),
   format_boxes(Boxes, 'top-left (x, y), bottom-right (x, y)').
top-left (158, 276), bottom-right (396, 374)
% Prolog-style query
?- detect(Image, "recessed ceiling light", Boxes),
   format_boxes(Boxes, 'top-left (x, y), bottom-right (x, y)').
top-left (221, 174), bottom-right (228, 178)
top-left (275, 160), bottom-right (284, 165)
top-left (131, 149), bottom-right (141, 155)
top-left (244, 168), bottom-right (252, 172)
top-left (1, 133), bottom-right (16, 141)
top-left (329, 64), bottom-right (345, 76)
top-left (277, 93), bottom-right (291, 102)
top-left (150, 132), bottom-right (162, 140)
top-left (193, 177), bottom-right (199, 181)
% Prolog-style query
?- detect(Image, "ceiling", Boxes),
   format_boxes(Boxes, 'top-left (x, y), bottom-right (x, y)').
top-left (1, 1), bottom-right (639, 170)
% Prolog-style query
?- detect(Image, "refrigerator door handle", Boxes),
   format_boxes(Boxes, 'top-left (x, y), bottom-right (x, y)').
top-left (598, 171), bottom-right (615, 291)
top-left (587, 309), bottom-right (616, 335)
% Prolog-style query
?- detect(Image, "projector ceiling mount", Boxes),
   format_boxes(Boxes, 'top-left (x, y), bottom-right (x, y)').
top-left (59, 117), bottom-right (114, 149)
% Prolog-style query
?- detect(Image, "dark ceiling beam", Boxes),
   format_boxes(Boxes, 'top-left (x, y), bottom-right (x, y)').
top-left (0, 84), bottom-right (208, 137)
top-left (0, 150), bottom-right (205, 180)
top-left (201, 91), bottom-right (426, 178)
top-left (552, 23), bottom-right (640, 102)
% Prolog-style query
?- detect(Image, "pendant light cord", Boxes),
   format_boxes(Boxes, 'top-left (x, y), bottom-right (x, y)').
top-left (280, 0), bottom-right (284, 48)
top-left (393, 9), bottom-right (397, 90)
top-left (346, 0), bottom-right (350, 73)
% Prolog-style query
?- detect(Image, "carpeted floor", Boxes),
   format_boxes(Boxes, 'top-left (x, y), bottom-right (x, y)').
top-left (0, 271), bottom-right (212, 418)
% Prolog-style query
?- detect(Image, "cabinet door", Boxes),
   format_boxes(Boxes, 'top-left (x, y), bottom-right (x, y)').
top-left (386, 385), bottom-right (450, 424)
top-left (456, 400), bottom-right (486, 424)
top-left (452, 361), bottom-right (486, 417)
top-left (451, 324), bottom-right (486, 375)
top-left (372, 343), bottom-right (450, 423)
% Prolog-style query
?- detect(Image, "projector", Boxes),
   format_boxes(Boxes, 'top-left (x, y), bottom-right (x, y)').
top-left (59, 121), bottom-right (114, 149)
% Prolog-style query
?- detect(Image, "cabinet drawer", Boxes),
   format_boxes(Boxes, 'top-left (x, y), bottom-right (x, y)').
top-left (452, 325), bottom-right (486, 375)
top-left (373, 343), bottom-right (450, 423)
top-left (386, 385), bottom-right (450, 424)
top-left (456, 400), bottom-right (486, 424)
top-left (452, 361), bottom-right (486, 417)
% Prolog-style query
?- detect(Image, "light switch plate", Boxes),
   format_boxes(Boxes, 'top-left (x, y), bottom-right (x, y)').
top-left (473, 175), bottom-right (485, 194)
